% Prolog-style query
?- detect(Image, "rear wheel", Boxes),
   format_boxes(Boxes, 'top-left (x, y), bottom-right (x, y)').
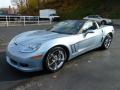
top-left (101, 20), bottom-right (107, 25)
top-left (100, 34), bottom-right (112, 49)
top-left (43, 47), bottom-right (67, 72)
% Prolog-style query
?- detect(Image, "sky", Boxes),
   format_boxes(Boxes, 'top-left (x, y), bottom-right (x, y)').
top-left (0, 0), bottom-right (13, 8)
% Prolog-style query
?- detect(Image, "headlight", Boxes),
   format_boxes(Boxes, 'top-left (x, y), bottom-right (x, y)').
top-left (20, 44), bottom-right (41, 53)
top-left (28, 44), bottom-right (41, 51)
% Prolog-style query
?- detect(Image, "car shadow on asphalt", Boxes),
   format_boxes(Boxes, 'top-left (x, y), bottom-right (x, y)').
top-left (0, 48), bottom-right (105, 82)
top-left (0, 51), bottom-right (51, 82)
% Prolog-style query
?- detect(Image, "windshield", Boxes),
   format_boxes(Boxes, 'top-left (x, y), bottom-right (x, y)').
top-left (50, 14), bottom-right (57, 16)
top-left (88, 15), bottom-right (101, 19)
top-left (50, 20), bottom-right (84, 34)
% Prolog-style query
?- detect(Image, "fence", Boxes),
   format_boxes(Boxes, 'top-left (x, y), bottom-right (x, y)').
top-left (0, 16), bottom-right (51, 26)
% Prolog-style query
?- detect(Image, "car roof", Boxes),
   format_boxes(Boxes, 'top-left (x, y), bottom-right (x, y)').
top-left (64, 20), bottom-right (96, 24)
top-left (63, 20), bottom-right (87, 23)
top-left (88, 15), bottom-right (100, 16)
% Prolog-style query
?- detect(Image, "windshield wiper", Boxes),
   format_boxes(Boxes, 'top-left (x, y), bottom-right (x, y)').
top-left (51, 31), bottom-right (73, 35)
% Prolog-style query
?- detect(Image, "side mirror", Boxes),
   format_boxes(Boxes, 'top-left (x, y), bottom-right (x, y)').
top-left (83, 30), bottom-right (94, 37)
top-left (86, 30), bottom-right (94, 33)
top-left (82, 29), bottom-right (94, 33)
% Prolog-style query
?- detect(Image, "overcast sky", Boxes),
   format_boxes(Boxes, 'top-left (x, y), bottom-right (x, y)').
top-left (0, 0), bottom-right (13, 8)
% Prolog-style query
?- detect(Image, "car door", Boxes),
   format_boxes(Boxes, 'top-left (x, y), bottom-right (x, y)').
top-left (77, 21), bottom-right (103, 52)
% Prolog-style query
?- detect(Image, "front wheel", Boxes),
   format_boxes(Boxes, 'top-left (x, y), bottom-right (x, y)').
top-left (43, 47), bottom-right (67, 72)
top-left (100, 34), bottom-right (112, 49)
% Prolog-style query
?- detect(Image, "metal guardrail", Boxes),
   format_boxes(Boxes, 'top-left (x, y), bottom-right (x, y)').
top-left (0, 16), bottom-right (51, 26)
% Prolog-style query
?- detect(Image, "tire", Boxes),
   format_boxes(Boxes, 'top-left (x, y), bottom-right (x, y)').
top-left (43, 47), bottom-right (67, 72)
top-left (101, 20), bottom-right (107, 25)
top-left (100, 34), bottom-right (112, 49)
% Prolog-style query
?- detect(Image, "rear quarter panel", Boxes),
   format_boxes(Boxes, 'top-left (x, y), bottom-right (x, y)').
top-left (100, 25), bottom-right (114, 38)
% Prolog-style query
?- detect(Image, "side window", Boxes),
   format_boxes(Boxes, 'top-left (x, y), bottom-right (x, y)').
top-left (88, 15), bottom-right (101, 19)
top-left (88, 16), bottom-right (93, 18)
top-left (92, 22), bottom-right (98, 30)
top-left (82, 21), bottom-right (93, 30)
top-left (82, 21), bottom-right (97, 32)
top-left (88, 16), bottom-right (97, 18)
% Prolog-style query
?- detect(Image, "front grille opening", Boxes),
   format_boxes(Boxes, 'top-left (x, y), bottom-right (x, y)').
top-left (10, 58), bottom-right (29, 67)
top-left (10, 59), bottom-right (17, 65)
top-left (19, 63), bottom-right (29, 67)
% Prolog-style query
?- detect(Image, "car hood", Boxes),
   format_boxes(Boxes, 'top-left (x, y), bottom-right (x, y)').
top-left (14, 30), bottom-right (68, 46)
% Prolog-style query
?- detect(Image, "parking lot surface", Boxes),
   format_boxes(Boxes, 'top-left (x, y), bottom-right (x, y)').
top-left (0, 25), bottom-right (120, 90)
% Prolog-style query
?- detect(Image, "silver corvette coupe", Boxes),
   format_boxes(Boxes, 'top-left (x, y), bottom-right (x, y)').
top-left (6, 20), bottom-right (114, 72)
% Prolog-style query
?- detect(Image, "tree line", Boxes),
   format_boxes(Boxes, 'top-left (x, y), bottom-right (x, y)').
top-left (11, 0), bottom-right (120, 19)
top-left (11, 0), bottom-right (77, 15)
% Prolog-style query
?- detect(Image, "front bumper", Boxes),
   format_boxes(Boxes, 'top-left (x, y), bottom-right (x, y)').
top-left (6, 47), bottom-right (44, 72)
top-left (6, 56), bottom-right (44, 72)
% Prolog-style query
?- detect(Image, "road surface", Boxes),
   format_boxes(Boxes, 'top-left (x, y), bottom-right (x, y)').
top-left (0, 25), bottom-right (120, 90)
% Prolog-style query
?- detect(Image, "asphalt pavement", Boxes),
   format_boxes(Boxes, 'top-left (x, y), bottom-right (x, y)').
top-left (0, 25), bottom-right (120, 90)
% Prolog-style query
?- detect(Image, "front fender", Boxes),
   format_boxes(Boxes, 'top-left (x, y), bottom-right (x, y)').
top-left (36, 38), bottom-right (71, 59)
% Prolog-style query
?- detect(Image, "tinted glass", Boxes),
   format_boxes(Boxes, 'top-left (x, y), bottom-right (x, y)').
top-left (82, 21), bottom-right (97, 31)
top-left (88, 15), bottom-right (101, 18)
top-left (50, 21), bottom-right (84, 34)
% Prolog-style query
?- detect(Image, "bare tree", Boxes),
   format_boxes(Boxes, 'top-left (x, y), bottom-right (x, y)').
top-left (11, 0), bottom-right (26, 6)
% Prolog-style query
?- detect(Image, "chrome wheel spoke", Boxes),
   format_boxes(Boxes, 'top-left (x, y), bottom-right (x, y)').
top-left (48, 54), bottom-right (54, 60)
top-left (104, 36), bottom-right (112, 48)
top-left (48, 60), bottom-right (56, 66)
top-left (58, 51), bottom-right (64, 60)
top-left (54, 62), bottom-right (58, 70)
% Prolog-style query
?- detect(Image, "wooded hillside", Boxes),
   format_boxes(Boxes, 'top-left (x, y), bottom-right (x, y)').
top-left (15, 0), bottom-right (120, 19)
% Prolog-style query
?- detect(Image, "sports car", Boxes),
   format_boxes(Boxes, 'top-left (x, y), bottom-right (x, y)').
top-left (83, 15), bottom-right (112, 25)
top-left (6, 20), bottom-right (114, 72)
